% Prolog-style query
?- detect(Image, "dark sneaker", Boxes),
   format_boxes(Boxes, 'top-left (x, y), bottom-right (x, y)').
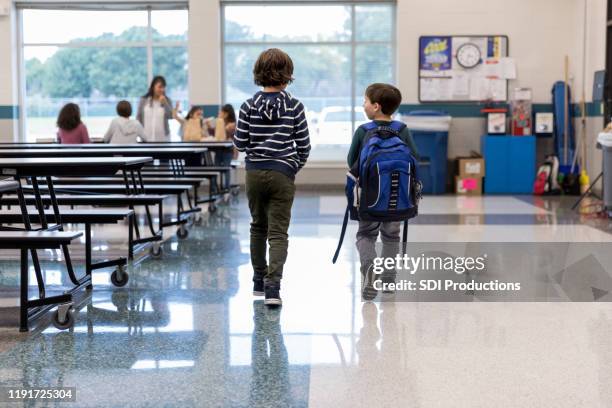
top-left (253, 279), bottom-right (264, 296)
top-left (264, 285), bottom-right (282, 306)
top-left (360, 262), bottom-right (378, 301)
top-left (362, 283), bottom-right (378, 301)
top-left (382, 274), bottom-right (396, 294)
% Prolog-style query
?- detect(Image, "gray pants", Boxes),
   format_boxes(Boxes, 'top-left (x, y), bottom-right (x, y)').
top-left (356, 221), bottom-right (401, 261)
top-left (356, 221), bottom-right (402, 285)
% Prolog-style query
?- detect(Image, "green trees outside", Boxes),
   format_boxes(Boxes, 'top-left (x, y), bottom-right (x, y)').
top-left (25, 27), bottom-right (187, 100)
top-left (26, 14), bottom-right (392, 103)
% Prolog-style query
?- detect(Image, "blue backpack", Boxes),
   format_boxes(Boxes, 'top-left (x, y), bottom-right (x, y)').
top-left (332, 121), bottom-right (422, 263)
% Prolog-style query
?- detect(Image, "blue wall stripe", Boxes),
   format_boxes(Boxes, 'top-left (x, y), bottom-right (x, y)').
top-left (0, 106), bottom-right (19, 119)
top-left (398, 102), bottom-right (603, 118)
top-left (197, 104), bottom-right (220, 118)
top-left (200, 102), bottom-right (603, 119)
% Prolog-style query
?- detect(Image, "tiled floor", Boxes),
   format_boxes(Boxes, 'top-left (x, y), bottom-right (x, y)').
top-left (0, 193), bottom-right (611, 407)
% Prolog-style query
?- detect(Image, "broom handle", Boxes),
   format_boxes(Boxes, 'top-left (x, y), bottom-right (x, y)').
top-left (571, 95), bottom-right (586, 174)
top-left (581, 95), bottom-right (587, 171)
top-left (564, 56), bottom-right (569, 165)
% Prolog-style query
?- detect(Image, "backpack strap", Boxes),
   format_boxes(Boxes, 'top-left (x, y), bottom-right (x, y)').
top-left (332, 206), bottom-right (350, 264)
top-left (402, 219), bottom-right (408, 253)
top-left (389, 120), bottom-right (407, 133)
top-left (366, 121), bottom-right (405, 139)
top-left (361, 121), bottom-right (379, 132)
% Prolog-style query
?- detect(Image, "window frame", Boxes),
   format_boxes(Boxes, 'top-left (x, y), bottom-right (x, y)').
top-left (220, 1), bottom-right (396, 162)
top-left (16, 4), bottom-right (189, 142)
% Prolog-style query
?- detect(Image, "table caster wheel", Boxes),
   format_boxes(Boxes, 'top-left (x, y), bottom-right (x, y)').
top-left (111, 291), bottom-right (129, 312)
top-left (110, 266), bottom-right (129, 287)
top-left (52, 305), bottom-right (74, 330)
top-left (150, 243), bottom-right (163, 259)
top-left (177, 226), bottom-right (189, 239)
top-left (209, 203), bottom-right (217, 213)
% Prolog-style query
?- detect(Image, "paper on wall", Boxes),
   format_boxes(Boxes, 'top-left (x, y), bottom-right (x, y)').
top-left (469, 78), bottom-right (487, 100)
top-left (500, 58), bottom-right (517, 79)
top-left (420, 78), bottom-right (440, 101)
top-left (453, 73), bottom-right (470, 96)
top-left (437, 78), bottom-right (454, 100)
top-left (420, 78), bottom-right (454, 101)
top-left (489, 79), bottom-right (507, 101)
top-left (420, 69), bottom-right (452, 78)
top-left (482, 59), bottom-right (503, 78)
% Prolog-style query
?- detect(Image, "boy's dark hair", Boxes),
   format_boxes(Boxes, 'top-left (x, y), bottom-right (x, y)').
top-left (56, 103), bottom-right (82, 131)
top-left (365, 83), bottom-right (402, 115)
top-left (116, 100), bottom-right (132, 118)
top-left (253, 48), bottom-right (294, 87)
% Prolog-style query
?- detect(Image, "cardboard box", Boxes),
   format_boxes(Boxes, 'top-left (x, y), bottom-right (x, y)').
top-left (455, 176), bottom-right (482, 195)
top-left (457, 153), bottom-right (485, 177)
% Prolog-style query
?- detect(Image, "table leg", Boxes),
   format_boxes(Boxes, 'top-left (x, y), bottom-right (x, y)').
top-left (122, 170), bottom-right (133, 195)
top-left (45, 177), bottom-right (81, 286)
top-left (19, 248), bottom-right (29, 332)
top-left (136, 170), bottom-right (162, 236)
top-left (15, 177), bottom-right (45, 299)
top-left (30, 178), bottom-right (48, 229)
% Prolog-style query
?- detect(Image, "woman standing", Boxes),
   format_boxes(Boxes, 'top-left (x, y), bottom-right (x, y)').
top-left (136, 76), bottom-right (174, 142)
top-left (57, 103), bottom-right (90, 144)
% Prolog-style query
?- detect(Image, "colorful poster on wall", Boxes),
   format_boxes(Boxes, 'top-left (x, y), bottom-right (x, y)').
top-left (419, 36), bottom-right (452, 72)
top-left (487, 36), bottom-right (505, 58)
top-left (418, 35), bottom-right (509, 102)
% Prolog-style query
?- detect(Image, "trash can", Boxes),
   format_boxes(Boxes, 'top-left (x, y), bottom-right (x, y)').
top-left (597, 132), bottom-right (612, 211)
top-left (404, 111), bottom-right (452, 194)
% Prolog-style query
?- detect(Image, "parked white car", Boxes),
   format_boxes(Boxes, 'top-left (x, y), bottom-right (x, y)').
top-left (310, 106), bottom-right (368, 145)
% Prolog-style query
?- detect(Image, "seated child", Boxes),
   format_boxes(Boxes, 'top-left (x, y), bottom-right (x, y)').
top-left (175, 106), bottom-right (206, 142)
top-left (57, 103), bottom-right (90, 144)
top-left (103, 100), bottom-right (146, 144)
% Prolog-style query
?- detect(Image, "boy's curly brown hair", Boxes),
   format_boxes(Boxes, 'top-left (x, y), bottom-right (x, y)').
top-left (253, 48), bottom-right (294, 87)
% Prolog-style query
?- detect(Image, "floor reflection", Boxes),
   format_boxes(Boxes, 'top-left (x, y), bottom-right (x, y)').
top-left (0, 193), bottom-right (610, 407)
top-left (250, 300), bottom-right (291, 407)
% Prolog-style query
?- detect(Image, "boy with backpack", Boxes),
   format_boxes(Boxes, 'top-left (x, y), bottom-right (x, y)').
top-left (234, 48), bottom-right (311, 306)
top-left (343, 83), bottom-right (420, 299)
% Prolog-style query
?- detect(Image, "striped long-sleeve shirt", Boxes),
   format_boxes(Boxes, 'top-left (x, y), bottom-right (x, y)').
top-left (234, 91), bottom-right (310, 179)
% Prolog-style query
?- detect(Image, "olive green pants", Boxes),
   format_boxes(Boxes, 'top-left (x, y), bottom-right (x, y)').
top-left (246, 170), bottom-right (296, 286)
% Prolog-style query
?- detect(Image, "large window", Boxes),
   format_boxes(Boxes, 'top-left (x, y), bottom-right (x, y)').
top-left (222, 2), bottom-right (395, 161)
top-left (20, 7), bottom-right (188, 142)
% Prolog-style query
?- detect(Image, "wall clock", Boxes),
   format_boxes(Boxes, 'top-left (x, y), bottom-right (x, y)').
top-left (456, 43), bottom-right (482, 69)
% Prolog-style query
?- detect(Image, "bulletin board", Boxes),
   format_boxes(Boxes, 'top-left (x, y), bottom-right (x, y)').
top-left (418, 35), bottom-right (512, 103)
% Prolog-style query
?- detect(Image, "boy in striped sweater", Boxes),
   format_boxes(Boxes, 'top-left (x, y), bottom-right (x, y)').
top-left (234, 48), bottom-right (310, 306)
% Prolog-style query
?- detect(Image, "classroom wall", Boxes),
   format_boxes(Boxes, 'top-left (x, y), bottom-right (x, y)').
top-left (0, 2), bottom-right (19, 142)
top-left (396, 0), bottom-right (607, 185)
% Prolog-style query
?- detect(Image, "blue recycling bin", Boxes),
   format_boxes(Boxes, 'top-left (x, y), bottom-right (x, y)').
top-left (481, 135), bottom-right (535, 194)
top-left (405, 111), bottom-right (451, 194)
